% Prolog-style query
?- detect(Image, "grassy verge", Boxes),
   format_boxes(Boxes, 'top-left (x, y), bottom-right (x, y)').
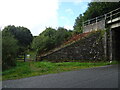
top-left (2, 61), bottom-right (118, 81)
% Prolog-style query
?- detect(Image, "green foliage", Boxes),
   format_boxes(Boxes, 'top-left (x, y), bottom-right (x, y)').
top-left (2, 31), bottom-right (19, 70)
top-left (2, 25), bottom-right (33, 70)
top-left (2, 25), bottom-right (33, 53)
top-left (31, 27), bottom-right (72, 54)
top-left (73, 14), bottom-right (83, 33)
top-left (55, 27), bottom-right (72, 46)
top-left (2, 61), bottom-right (118, 80)
top-left (73, 2), bottom-right (120, 33)
top-left (41, 27), bottom-right (56, 38)
top-left (32, 27), bottom-right (56, 54)
top-left (83, 2), bottom-right (120, 20)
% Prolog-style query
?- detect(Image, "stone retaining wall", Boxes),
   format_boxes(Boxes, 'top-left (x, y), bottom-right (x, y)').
top-left (40, 31), bottom-right (105, 62)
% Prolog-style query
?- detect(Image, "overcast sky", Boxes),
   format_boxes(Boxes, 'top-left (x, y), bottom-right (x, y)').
top-left (0, 0), bottom-right (91, 36)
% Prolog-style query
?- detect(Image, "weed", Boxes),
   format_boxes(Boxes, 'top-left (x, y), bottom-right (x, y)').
top-left (2, 61), bottom-right (118, 80)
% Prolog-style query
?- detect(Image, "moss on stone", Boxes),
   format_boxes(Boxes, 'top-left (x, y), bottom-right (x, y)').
top-left (40, 30), bottom-right (106, 62)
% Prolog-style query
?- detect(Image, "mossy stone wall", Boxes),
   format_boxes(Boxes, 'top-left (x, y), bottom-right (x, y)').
top-left (40, 31), bottom-right (105, 62)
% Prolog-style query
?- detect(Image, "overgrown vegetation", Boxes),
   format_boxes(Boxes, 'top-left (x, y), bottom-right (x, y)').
top-left (2, 61), bottom-right (118, 81)
top-left (2, 2), bottom-right (120, 71)
top-left (73, 2), bottom-right (120, 33)
top-left (2, 32), bottom-right (19, 70)
top-left (2, 25), bottom-right (33, 53)
top-left (31, 27), bottom-right (72, 55)
top-left (2, 25), bottom-right (33, 70)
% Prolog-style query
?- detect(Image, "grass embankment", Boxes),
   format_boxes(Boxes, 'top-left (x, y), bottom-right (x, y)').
top-left (2, 61), bottom-right (118, 81)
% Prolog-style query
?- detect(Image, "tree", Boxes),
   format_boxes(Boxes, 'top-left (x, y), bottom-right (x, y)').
top-left (31, 27), bottom-right (73, 55)
top-left (73, 2), bottom-right (120, 34)
top-left (73, 14), bottom-right (83, 33)
top-left (41, 27), bottom-right (56, 38)
top-left (83, 2), bottom-right (120, 21)
top-left (41, 27), bottom-right (57, 51)
top-left (2, 25), bottom-right (33, 53)
top-left (32, 27), bottom-right (57, 54)
top-left (55, 27), bottom-right (71, 46)
top-left (2, 31), bottom-right (19, 70)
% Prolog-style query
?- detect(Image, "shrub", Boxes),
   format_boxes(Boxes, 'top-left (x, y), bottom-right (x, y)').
top-left (2, 32), bottom-right (19, 70)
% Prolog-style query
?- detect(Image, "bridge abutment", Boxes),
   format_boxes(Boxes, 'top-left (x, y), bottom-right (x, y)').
top-left (111, 27), bottom-right (120, 61)
top-left (106, 16), bottom-right (120, 61)
top-left (39, 8), bottom-right (120, 62)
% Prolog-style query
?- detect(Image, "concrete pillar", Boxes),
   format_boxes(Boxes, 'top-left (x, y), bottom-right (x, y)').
top-left (104, 30), bottom-right (107, 60)
top-left (109, 29), bottom-right (113, 61)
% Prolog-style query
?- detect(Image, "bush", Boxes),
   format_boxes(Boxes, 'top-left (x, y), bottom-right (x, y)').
top-left (2, 32), bottom-right (19, 70)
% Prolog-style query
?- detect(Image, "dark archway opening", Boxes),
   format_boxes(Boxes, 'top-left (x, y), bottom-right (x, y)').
top-left (112, 27), bottom-right (120, 61)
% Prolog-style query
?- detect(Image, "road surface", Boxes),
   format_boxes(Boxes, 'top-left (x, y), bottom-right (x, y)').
top-left (2, 65), bottom-right (118, 88)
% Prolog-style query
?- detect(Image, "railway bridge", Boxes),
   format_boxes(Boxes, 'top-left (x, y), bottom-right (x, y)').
top-left (83, 7), bottom-right (120, 61)
top-left (39, 8), bottom-right (120, 62)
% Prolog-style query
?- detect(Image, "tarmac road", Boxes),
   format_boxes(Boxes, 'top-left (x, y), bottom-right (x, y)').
top-left (2, 65), bottom-right (119, 88)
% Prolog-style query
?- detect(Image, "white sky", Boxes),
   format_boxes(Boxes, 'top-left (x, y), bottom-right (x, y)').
top-left (0, 0), bottom-right (90, 36)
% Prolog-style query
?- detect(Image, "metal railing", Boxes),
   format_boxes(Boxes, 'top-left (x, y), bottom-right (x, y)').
top-left (83, 7), bottom-right (120, 27)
